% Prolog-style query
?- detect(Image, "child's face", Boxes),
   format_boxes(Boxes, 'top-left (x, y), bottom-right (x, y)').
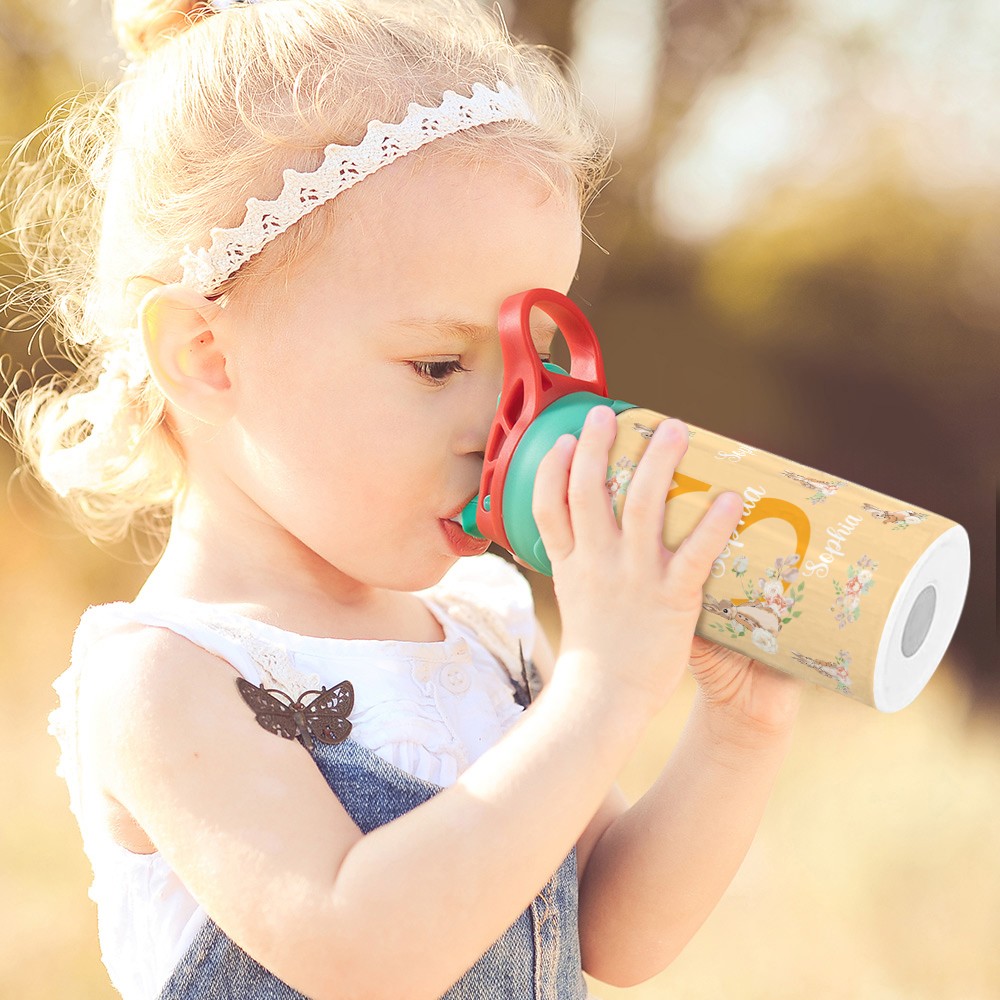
top-left (219, 149), bottom-right (583, 594)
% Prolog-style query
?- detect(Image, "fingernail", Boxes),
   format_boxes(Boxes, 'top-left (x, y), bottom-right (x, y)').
top-left (723, 492), bottom-right (743, 512)
top-left (586, 405), bottom-right (611, 428)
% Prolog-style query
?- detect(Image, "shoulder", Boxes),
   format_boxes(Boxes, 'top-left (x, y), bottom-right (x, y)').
top-left (75, 600), bottom-right (359, 829)
top-left (72, 608), bottom-right (251, 803)
top-left (74, 604), bottom-right (244, 716)
top-left (72, 602), bottom-right (229, 687)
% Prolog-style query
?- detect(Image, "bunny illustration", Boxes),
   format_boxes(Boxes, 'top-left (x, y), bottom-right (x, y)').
top-left (702, 594), bottom-right (783, 637)
top-left (781, 471), bottom-right (843, 498)
top-left (791, 650), bottom-right (851, 688)
top-left (633, 420), bottom-right (694, 442)
top-left (861, 503), bottom-right (927, 527)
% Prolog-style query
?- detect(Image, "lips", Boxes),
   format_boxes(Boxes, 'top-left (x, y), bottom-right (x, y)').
top-left (443, 493), bottom-right (479, 524)
top-left (439, 515), bottom-right (492, 556)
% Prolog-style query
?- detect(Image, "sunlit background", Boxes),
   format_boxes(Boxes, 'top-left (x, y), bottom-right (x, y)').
top-left (2, 0), bottom-right (998, 997)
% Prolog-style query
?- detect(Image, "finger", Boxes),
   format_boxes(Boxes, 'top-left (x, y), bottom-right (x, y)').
top-left (565, 405), bottom-right (620, 545)
top-left (620, 418), bottom-right (689, 560)
top-left (532, 432), bottom-right (577, 563)
top-left (665, 492), bottom-right (745, 606)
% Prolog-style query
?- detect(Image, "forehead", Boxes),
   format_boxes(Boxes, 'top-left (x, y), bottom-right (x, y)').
top-left (357, 138), bottom-right (578, 220)
top-left (351, 145), bottom-right (580, 245)
top-left (268, 144), bottom-right (583, 333)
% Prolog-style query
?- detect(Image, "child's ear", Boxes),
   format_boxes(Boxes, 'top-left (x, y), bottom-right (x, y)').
top-left (137, 283), bottom-right (235, 425)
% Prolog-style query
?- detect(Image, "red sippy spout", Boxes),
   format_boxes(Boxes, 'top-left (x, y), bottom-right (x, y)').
top-left (476, 288), bottom-right (609, 552)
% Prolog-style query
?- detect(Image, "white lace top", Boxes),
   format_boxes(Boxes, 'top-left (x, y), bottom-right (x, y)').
top-left (49, 553), bottom-right (539, 1000)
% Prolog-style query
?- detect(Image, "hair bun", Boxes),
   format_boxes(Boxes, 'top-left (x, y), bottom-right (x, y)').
top-left (113, 0), bottom-right (213, 60)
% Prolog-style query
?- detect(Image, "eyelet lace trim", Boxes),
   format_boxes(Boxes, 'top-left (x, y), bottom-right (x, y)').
top-left (173, 604), bottom-right (323, 697)
top-left (178, 80), bottom-right (536, 294)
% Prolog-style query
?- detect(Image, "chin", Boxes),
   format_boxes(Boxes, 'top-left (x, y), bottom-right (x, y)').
top-left (375, 555), bottom-right (459, 594)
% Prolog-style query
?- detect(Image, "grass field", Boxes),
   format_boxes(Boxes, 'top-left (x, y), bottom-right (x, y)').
top-left (2, 466), bottom-right (997, 999)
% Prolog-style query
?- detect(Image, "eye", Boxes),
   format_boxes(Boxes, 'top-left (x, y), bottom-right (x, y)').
top-left (409, 359), bottom-right (471, 385)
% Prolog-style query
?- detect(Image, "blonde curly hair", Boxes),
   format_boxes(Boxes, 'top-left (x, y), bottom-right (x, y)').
top-left (0, 0), bottom-right (610, 549)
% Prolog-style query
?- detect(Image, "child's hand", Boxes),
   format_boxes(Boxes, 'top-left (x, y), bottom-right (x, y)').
top-left (687, 634), bottom-right (803, 736)
top-left (533, 405), bottom-right (745, 715)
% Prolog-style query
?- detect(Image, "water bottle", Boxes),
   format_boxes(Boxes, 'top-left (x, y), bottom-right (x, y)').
top-left (453, 288), bottom-right (970, 711)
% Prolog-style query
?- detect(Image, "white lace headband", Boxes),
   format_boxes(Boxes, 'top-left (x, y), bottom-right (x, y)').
top-left (178, 79), bottom-right (537, 294)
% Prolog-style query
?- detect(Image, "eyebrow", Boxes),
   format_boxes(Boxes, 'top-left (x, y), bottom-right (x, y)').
top-left (389, 317), bottom-right (560, 342)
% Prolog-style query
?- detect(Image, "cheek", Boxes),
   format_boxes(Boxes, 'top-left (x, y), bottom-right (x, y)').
top-left (231, 356), bottom-right (447, 507)
top-left (235, 353), bottom-right (353, 442)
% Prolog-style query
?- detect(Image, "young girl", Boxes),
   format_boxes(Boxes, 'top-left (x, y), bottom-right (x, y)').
top-left (4, 1), bottom-right (803, 996)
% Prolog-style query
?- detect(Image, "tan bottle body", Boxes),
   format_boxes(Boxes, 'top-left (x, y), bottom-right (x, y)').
top-left (605, 409), bottom-right (969, 711)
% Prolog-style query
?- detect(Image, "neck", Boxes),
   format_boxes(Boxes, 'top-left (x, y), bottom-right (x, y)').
top-left (137, 484), bottom-right (447, 642)
top-left (138, 484), bottom-right (392, 635)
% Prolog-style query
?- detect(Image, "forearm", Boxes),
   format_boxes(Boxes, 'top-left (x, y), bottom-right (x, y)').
top-left (320, 654), bottom-right (654, 1000)
top-left (578, 689), bottom-right (798, 987)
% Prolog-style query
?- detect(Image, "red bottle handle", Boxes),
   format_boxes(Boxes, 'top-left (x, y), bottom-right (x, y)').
top-left (477, 288), bottom-right (608, 550)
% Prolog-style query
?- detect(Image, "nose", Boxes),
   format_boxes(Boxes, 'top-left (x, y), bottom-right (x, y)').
top-left (459, 365), bottom-right (503, 458)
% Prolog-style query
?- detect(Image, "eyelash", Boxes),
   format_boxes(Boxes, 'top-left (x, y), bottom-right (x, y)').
top-left (410, 356), bottom-right (552, 386)
top-left (410, 359), bottom-right (471, 385)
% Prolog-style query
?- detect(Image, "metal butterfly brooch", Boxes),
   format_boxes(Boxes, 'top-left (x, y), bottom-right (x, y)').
top-left (236, 677), bottom-right (355, 750)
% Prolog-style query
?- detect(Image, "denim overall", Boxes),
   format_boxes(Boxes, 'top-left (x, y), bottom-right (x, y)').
top-left (142, 610), bottom-right (588, 999)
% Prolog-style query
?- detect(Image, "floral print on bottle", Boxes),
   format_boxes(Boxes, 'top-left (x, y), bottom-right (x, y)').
top-left (831, 555), bottom-right (878, 629)
top-left (606, 455), bottom-right (637, 516)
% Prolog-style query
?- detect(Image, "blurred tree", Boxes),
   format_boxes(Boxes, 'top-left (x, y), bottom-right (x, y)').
top-left (0, 0), bottom-right (90, 389)
top-left (506, 0), bottom-right (576, 67)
